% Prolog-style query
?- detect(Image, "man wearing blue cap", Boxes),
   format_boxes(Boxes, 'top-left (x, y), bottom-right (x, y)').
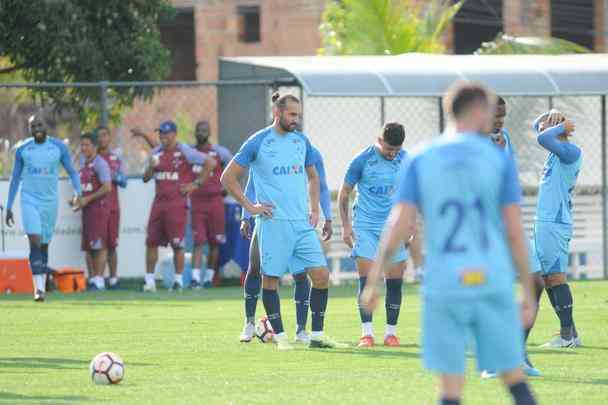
top-left (142, 120), bottom-right (215, 292)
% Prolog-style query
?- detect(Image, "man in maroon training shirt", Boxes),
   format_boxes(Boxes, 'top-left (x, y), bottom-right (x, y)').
top-left (142, 120), bottom-right (215, 292)
top-left (189, 120), bottom-right (233, 288)
top-left (85, 126), bottom-right (128, 290)
top-left (74, 132), bottom-right (112, 291)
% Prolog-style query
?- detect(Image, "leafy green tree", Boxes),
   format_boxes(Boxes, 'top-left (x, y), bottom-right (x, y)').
top-left (476, 33), bottom-right (590, 55)
top-left (319, 0), bottom-right (463, 55)
top-left (0, 0), bottom-right (175, 126)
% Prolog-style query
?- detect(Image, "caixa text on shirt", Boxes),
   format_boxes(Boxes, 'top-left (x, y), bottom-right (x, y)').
top-left (155, 171), bottom-right (179, 181)
top-left (272, 165), bottom-right (303, 175)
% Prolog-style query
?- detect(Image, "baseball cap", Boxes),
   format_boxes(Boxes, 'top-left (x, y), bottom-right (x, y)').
top-left (157, 120), bottom-right (177, 134)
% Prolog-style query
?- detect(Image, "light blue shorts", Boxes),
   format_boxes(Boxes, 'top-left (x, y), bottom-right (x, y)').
top-left (352, 227), bottom-right (408, 263)
top-left (255, 218), bottom-right (326, 278)
top-left (21, 201), bottom-right (58, 244)
top-left (422, 292), bottom-right (524, 374)
top-left (533, 221), bottom-right (572, 275)
top-left (528, 238), bottom-right (541, 274)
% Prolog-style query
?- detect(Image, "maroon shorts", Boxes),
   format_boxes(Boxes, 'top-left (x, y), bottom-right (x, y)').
top-left (146, 199), bottom-right (188, 248)
top-left (107, 210), bottom-right (120, 249)
top-left (191, 196), bottom-right (226, 246)
top-left (82, 205), bottom-right (111, 251)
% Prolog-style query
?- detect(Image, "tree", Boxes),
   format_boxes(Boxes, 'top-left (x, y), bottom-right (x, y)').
top-left (318, 0), bottom-right (463, 56)
top-left (476, 34), bottom-right (590, 55)
top-left (0, 0), bottom-right (175, 126)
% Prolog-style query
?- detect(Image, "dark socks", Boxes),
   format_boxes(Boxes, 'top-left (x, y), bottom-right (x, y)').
top-left (509, 381), bottom-right (537, 405)
top-left (29, 244), bottom-right (44, 275)
top-left (548, 284), bottom-right (574, 339)
top-left (262, 289), bottom-right (284, 334)
top-left (41, 244), bottom-right (49, 271)
top-left (244, 271), bottom-right (261, 323)
top-left (358, 277), bottom-right (372, 323)
top-left (385, 278), bottom-right (403, 326)
top-left (310, 288), bottom-right (328, 333)
top-left (439, 399), bottom-right (460, 405)
top-left (294, 276), bottom-right (311, 332)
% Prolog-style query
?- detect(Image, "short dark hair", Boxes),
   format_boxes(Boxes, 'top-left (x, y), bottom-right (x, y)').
top-left (81, 132), bottom-right (98, 146)
top-left (94, 126), bottom-right (109, 137)
top-left (271, 92), bottom-right (300, 111)
top-left (382, 122), bottom-right (405, 146)
top-left (497, 96), bottom-right (506, 106)
top-left (444, 81), bottom-right (491, 119)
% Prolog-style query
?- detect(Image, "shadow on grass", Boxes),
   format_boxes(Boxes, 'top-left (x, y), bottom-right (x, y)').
top-left (0, 357), bottom-right (155, 370)
top-left (311, 347), bottom-right (421, 360)
top-left (542, 376), bottom-right (608, 386)
top-left (0, 285), bottom-right (415, 304)
top-left (0, 392), bottom-right (90, 402)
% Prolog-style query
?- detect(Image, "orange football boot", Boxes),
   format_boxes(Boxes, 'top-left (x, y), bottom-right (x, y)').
top-left (384, 335), bottom-right (401, 347)
top-left (358, 335), bottom-right (375, 347)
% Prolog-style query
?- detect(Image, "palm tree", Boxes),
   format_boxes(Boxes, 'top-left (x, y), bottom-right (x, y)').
top-left (318, 0), bottom-right (463, 55)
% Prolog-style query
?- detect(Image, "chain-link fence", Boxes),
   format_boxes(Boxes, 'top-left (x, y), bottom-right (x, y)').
top-left (0, 82), bottom-right (606, 279)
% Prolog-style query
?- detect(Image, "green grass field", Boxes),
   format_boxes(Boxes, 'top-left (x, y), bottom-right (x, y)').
top-left (1, 281), bottom-right (607, 404)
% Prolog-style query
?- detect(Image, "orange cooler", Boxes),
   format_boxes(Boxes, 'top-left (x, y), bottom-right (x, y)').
top-left (0, 251), bottom-right (33, 294)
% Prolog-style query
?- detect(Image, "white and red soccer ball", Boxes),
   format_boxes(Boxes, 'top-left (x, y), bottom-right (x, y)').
top-left (89, 352), bottom-right (124, 385)
top-left (255, 317), bottom-right (275, 343)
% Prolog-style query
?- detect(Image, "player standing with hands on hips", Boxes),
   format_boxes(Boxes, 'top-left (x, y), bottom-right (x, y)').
top-left (5, 113), bottom-right (82, 302)
top-left (361, 82), bottom-right (537, 405)
top-left (222, 93), bottom-right (346, 351)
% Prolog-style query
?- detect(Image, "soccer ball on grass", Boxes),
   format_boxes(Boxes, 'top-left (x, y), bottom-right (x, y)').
top-left (89, 352), bottom-right (124, 385)
top-left (255, 317), bottom-right (275, 343)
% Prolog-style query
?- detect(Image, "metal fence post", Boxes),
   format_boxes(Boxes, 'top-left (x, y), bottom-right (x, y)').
top-left (438, 97), bottom-right (444, 133)
top-left (100, 81), bottom-right (109, 127)
top-left (380, 97), bottom-right (385, 127)
top-left (602, 95), bottom-right (607, 279)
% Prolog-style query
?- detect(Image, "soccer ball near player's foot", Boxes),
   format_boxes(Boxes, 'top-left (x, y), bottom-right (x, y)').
top-left (255, 317), bottom-right (275, 343)
top-left (90, 352), bottom-right (124, 385)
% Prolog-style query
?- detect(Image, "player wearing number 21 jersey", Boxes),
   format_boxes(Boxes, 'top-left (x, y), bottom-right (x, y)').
top-left (360, 83), bottom-right (537, 405)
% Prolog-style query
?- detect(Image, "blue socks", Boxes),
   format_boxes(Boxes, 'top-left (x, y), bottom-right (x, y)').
top-left (358, 277), bottom-right (372, 323)
top-left (262, 288), bottom-right (284, 334)
top-left (294, 275), bottom-right (310, 333)
top-left (385, 278), bottom-right (403, 326)
top-left (548, 284), bottom-right (574, 339)
top-left (244, 271), bottom-right (261, 324)
top-left (41, 244), bottom-right (49, 273)
top-left (310, 288), bottom-right (328, 333)
top-left (29, 244), bottom-right (45, 275)
top-left (509, 381), bottom-right (537, 405)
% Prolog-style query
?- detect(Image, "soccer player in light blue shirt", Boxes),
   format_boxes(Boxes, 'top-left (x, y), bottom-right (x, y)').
top-left (483, 96), bottom-right (542, 379)
top-left (338, 122), bottom-right (408, 347)
top-left (238, 145), bottom-right (333, 344)
top-left (361, 83), bottom-right (537, 405)
top-left (5, 113), bottom-right (82, 302)
top-left (221, 93), bottom-right (345, 350)
top-left (531, 110), bottom-right (582, 349)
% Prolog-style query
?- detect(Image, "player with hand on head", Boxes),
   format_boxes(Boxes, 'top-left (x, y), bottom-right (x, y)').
top-left (238, 131), bottom-right (333, 344)
top-left (5, 113), bottom-right (82, 302)
top-left (189, 120), bottom-right (233, 289)
top-left (222, 93), bottom-right (346, 351)
top-left (74, 132), bottom-right (112, 291)
top-left (338, 122), bottom-right (409, 348)
top-left (84, 126), bottom-right (128, 290)
top-left (142, 121), bottom-right (215, 292)
top-left (532, 109), bottom-right (582, 348)
top-left (361, 82), bottom-right (537, 405)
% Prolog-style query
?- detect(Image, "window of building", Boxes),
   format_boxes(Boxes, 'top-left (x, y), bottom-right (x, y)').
top-left (551, 0), bottom-right (594, 50)
top-left (453, 0), bottom-right (503, 54)
top-left (159, 8), bottom-right (196, 80)
top-left (237, 5), bottom-right (261, 43)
